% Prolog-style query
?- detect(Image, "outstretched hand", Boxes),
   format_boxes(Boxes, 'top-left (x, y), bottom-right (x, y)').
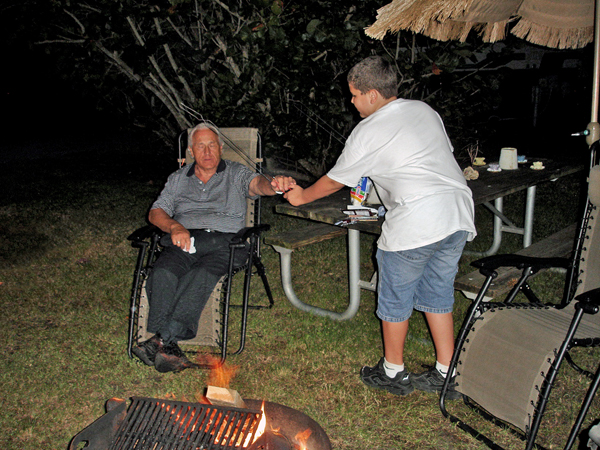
top-left (282, 175), bottom-right (344, 207)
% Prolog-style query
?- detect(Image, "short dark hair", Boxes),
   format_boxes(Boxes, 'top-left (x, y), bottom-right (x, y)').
top-left (347, 56), bottom-right (397, 99)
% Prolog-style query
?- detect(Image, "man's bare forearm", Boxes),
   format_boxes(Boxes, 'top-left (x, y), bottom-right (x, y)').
top-left (249, 174), bottom-right (296, 196)
top-left (149, 208), bottom-right (192, 251)
top-left (149, 208), bottom-right (184, 233)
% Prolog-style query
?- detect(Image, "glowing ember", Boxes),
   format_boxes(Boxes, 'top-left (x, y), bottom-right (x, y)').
top-left (160, 399), bottom-right (263, 448)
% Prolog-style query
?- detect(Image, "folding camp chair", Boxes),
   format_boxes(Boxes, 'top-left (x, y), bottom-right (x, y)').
top-left (440, 155), bottom-right (600, 450)
top-left (126, 127), bottom-right (274, 367)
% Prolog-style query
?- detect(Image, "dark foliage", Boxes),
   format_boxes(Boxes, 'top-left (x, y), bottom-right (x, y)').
top-left (5, 0), bottom-right (502, 175)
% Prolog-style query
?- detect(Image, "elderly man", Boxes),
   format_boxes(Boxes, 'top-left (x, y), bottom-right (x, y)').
top-left (133, 123), bottom-right (295, 373)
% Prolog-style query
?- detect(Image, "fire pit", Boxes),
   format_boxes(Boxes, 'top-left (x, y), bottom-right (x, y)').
top-left (68, 397), bottom-right (331, 450)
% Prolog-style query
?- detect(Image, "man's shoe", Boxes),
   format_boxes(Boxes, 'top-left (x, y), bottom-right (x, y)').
top-left (154, 342), bottom-right (199, 373)
top-left (410, 366), bottom-right (462, 400)
top-left (360, 358), bottom-right (414, 396)
top-left (132, 335), bottom-right (163, 366)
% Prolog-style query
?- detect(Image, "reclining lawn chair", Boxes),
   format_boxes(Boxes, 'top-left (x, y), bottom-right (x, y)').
top-left (441, 157), bottom-right (600, 450)
top-left (126, 127), bottom-right (274, 367)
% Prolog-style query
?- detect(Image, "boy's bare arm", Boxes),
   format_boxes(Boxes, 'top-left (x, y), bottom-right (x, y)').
top-left (284, 175), bottom-right (344, 206)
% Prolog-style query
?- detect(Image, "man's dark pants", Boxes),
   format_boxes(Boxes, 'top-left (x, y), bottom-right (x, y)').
top-left (146, 229), bottom-right (248, 344)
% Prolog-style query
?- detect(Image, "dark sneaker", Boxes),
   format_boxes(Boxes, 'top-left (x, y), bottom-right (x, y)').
top-left (154, 342), bottom-right (199, 373)
top-left (360, 358), bottom-right (414, 396)
top-left (410, 366), bottom-right (462, 400)
top-left (132, 335), bottom-right (163, 366)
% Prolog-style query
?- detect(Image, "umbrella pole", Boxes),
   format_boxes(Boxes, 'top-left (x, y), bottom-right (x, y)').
top-left (587, 0), bottom-right (600, 146)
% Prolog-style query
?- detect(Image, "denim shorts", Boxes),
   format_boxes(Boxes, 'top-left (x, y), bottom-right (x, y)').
top-left (376, 230), bottom-right (468, 323)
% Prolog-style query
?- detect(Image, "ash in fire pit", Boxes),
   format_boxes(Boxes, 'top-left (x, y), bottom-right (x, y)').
top-left (68, 397), bottom-right (331, 450)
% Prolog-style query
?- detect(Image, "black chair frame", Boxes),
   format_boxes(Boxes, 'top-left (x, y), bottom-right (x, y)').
top-left (127, 223), bottom-right (274, 367)
top-left (439, 153), bottom-right (600, 450)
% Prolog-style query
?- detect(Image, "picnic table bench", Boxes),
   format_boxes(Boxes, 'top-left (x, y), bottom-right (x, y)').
top-left (454, 223), bottom-right (577, 300)
top-left (264, 223), bottom-right (347, 251)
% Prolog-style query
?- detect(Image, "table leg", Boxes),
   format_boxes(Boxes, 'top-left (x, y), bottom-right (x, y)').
top-left (523, 186), bottom-right (536, 248)
top-left (465, 198), bottom-right (505, 257)
top-left (347, 228), bottom-right (361, 312)
top-left (271, 228), bottom-right (362, 320)
top-left (490, 197), bottom-right (504, 255)
top-left (467, 185), bottom-right (537, 256)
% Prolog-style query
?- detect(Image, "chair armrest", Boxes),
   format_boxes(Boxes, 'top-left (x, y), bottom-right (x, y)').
top-left (574, 287), bottom-right (600, 314)
top-left (127, 224), bottom-right (163, 243)
top-left (231, 224), bottom-right (271, 245)
top-left (472, 254), bottom-right (571, 273)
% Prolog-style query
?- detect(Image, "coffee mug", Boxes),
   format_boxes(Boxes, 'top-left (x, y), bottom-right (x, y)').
top-left (499, 147), bottom-right (518, 170)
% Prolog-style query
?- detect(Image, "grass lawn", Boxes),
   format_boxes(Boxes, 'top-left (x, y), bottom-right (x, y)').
top-left (0, 134), bottom-right (597, 449)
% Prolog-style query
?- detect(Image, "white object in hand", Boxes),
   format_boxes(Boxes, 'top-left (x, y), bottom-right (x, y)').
top-left (187, 237), bottom-right (197, 254)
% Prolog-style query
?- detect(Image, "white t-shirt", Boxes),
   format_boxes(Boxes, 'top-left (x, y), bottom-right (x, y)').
top-left (328, 98), bottom-right (476, 251)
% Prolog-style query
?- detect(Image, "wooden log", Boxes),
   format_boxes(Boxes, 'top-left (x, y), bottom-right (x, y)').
top-left (205, 386), bottom-right (247, 409)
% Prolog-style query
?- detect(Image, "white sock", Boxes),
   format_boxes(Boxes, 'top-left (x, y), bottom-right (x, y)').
top-left (383, 358), bottom-right (405, 378)
top-left (435, 361), bottom-right (455, 378)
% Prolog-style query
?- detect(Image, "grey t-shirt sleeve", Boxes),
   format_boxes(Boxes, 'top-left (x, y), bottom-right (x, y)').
top-left (150, 171), bottom-right (180, 216)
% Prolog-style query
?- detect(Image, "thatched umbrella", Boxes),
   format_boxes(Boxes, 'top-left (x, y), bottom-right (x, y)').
top-left (365, 0), bottom-right (600, 144)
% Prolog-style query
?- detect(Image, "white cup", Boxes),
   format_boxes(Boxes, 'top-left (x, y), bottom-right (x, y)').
top-left (499, 147), bottom-right (518, 170)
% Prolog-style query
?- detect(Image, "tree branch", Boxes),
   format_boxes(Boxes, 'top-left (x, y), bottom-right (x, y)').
top-left (152, 11), bottom-right (197, 103)
top-left (194, 0), bottom-right (202, 49)
top-left (36, 38), bottom-right (86, 44)
top-left (94, 41), bottom-right (189, 130)
top-left (213, 35), bottom-right (242, 79)
top-left (166, 16), bottom-right (193, 48)
top-left (126, 16), bottom-right (185, 108)
top-left (63, 8), bottom-right (86, 35)
top-left (211, 0), bottom-right (245, 23)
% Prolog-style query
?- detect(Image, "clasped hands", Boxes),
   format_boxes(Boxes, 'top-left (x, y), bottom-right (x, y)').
top-left (269, 175), bottom-right (296, 194)
top-left (270, 175), bottom-right (305, 205)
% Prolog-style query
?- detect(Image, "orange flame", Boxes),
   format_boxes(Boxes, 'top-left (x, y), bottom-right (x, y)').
top-left (206, 357), bottom-right (239, 388)
top-left (243, 401), bottom-right (266, 447)
top-left (254, 402), bottom-right (267, 441)
top-left (295, 428), bottom-right (312, 450)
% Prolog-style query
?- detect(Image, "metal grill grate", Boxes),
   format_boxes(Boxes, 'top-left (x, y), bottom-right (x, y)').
top-left (110, 397), bottom-right (263, 450)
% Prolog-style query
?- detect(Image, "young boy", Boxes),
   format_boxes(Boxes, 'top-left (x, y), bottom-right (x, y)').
top-left (284, 56), bottom-right (476, 397)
